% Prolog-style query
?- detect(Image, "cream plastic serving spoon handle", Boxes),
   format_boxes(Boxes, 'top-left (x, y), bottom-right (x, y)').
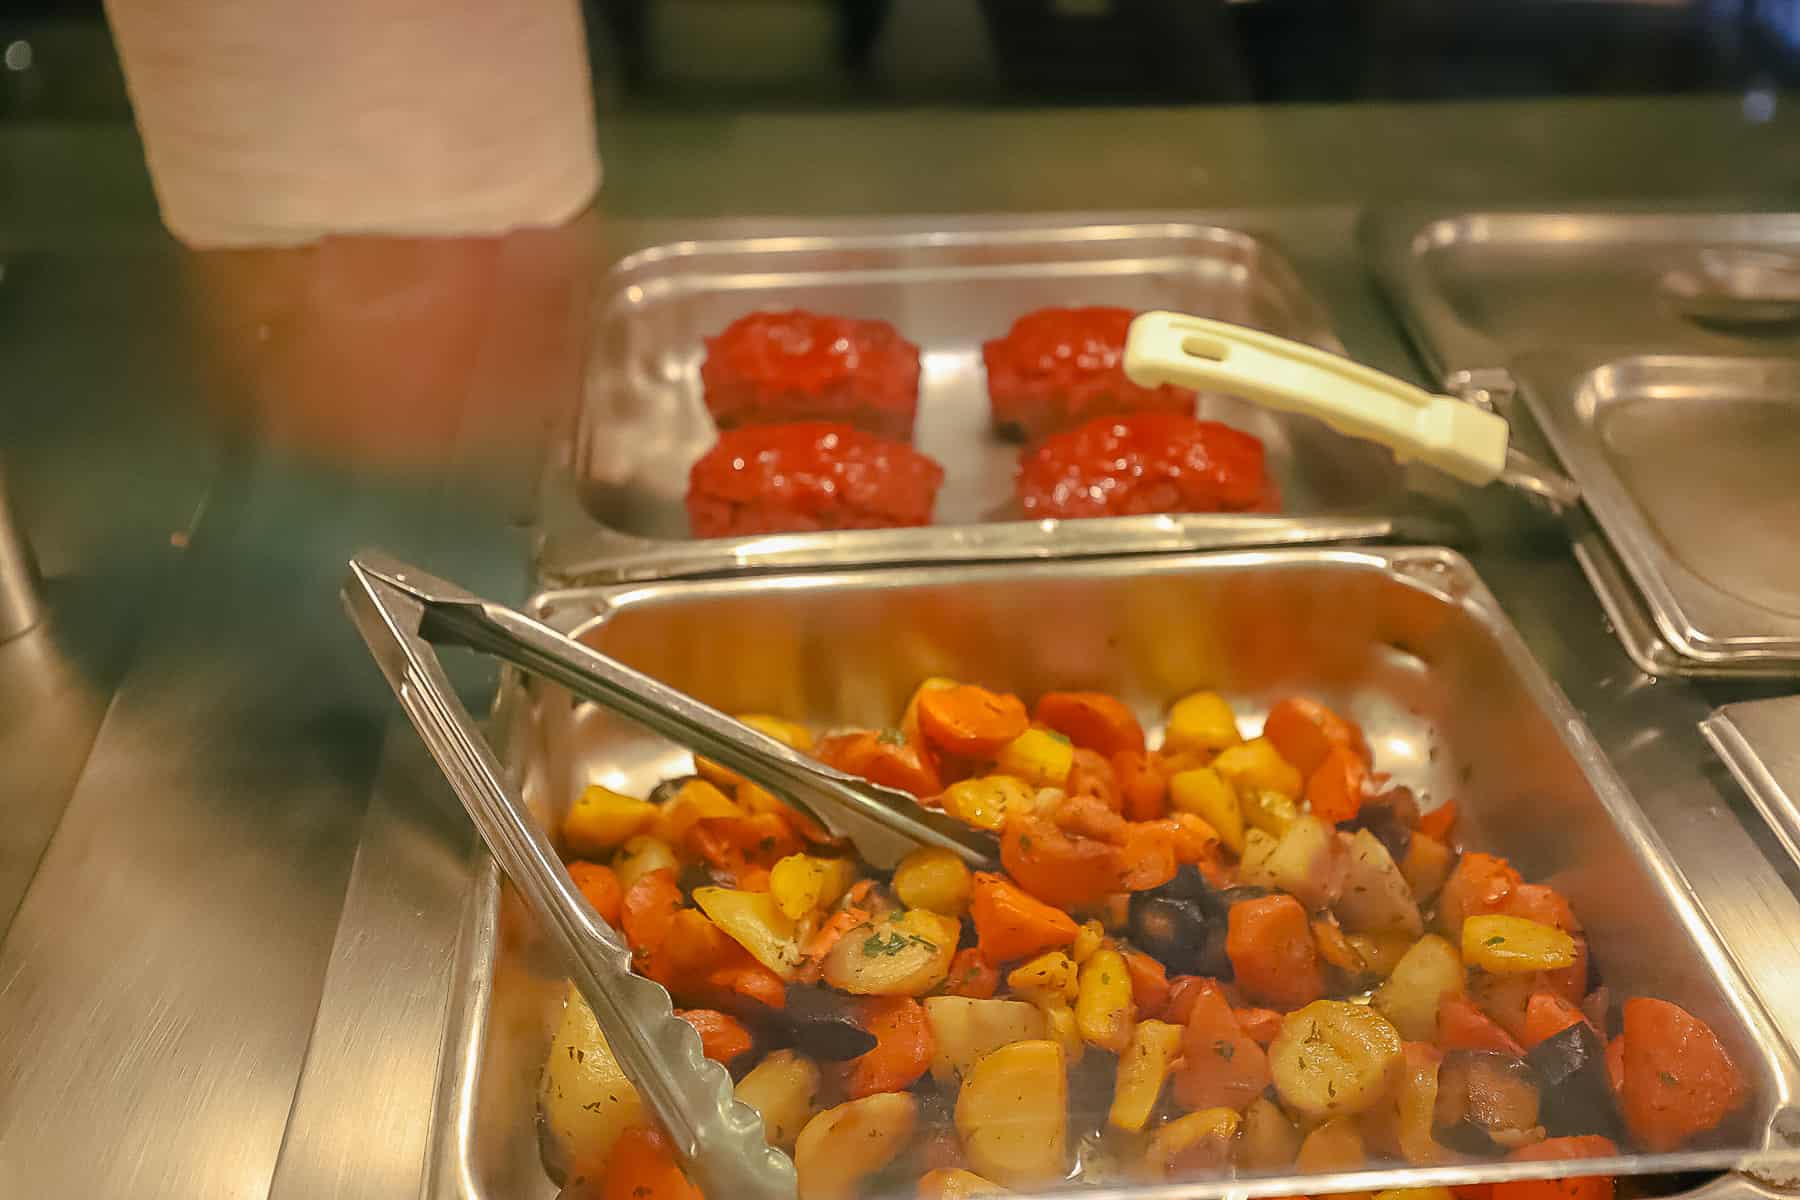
top-left (1125, 310), bottom-right (1514, 488)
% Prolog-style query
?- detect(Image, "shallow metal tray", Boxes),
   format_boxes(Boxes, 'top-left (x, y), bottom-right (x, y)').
top-left (1367, 211), bottom-right (1800, 383)
top-left (1702, 695), bottom-right (1800, 874)
top-left (1511, 354), bottom-right (1800, 668)
top-left (426, 547), bottom-right (1800, 1200)
top-left (536, 220), bottom-right (1408, 584)
top-left (1364, 210), bottom-right (1800, 676)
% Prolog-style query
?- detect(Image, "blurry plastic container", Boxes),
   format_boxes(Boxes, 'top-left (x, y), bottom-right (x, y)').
top-left (103, 0), bottom-right (601, 248)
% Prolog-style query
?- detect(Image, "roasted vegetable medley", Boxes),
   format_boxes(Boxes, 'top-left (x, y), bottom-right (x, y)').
top-left (539, 684), bottom-right (1748, 1200)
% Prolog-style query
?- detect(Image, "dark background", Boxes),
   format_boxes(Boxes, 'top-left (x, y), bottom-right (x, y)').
top-left (3, 0), bottom-right (1798, 121)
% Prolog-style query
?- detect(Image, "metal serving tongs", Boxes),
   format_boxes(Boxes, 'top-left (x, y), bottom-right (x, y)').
top-left (1124, 311), bottom-right (1582, 510)
top-left (343, 553), bottom-right (997, 1200)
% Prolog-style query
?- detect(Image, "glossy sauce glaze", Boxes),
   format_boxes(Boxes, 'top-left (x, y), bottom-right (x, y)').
top-left (702, 311), bottom-right (923, 440)
top-left (983, 307), bottom-right (1196, 441)
top-left (686, 422), bottom-right (945, 537)
top-left (1016, 412), bottom-right (1278, 520)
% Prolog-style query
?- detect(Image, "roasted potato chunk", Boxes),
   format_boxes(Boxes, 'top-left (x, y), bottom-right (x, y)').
top-left (955, 1039), bottom-right (1068, 1186)
top-left (1270, 1000), bottom-right (1404, 1119)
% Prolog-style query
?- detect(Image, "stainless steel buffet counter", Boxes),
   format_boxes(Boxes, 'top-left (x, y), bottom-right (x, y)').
top-left (2, 96), bottom-right (1799, 1198)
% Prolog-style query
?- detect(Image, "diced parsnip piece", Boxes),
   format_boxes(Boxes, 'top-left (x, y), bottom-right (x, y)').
top-left (1236, 1096), bottom-right (1302, 1169)
top-left (1348, 931), bottom-right (1414, 979)
top-left (1371, 935), bottom-right (1465, 1041)
top-left (771, 853), bottom-right (859, 921)
top-left (940, 776), bottom-right (1038, 832)
top-left (1109, 1019), bottom-right (1183, 1131)
top-left (564, 785), bottom-right (657, 856)
top-left (1007, 950), bottom-right (1078, 1003)
top-left (611, 834), bottom-right (680, 892)
top-left (1243, 789), bottom-right (1300, 837)
top-left (1040, 999), bottom-right (1084, 1065)
top-left (902, 677), bottom-right (962, 746)
top-left (924, 996), bottom-right (1049, 1084)
top-left (734, 1049), bottom-right (821, 1149)
top-left (1071, 919), bottom-right (1106, 964)
top-left (1076, 948), bottom-right (1135, 1053)
top-left (1142, 1107), bottom-right (1240, 1180)
top-left (894, 846), bottom-right (974, 917)
top-left (1164, 691), bottom-right (1242, 755)
top-left (693, 886), bottom-right (803, 979)
top-left (1211, 737), bottom-right (1302, 799)
top-left (1463, 914), bottom-right (1576, 974)
top-left (917, 1168), bottom-right (1011, 1199)
top-left (698, 713), bottom-right (814, 788)
top-left (1270, 1000), bottom-right (1404, 1119)
top-left (1169, 767), bottom-right (1245, 854)
top-left (795, 1091), bottom-right (918, 1200)
top-left (538, 983), bottom-right (645, 1179)
top-left (1335, 828), bottom-right (1424, 937)
top-left (1365, 1044), bottom-right (1452, 1165)
top-left (1400, 832), bottom-right (1456, 900)
top-left (1295, 1117), bottom-right (1366, 1172)
top-left (653, 778), bottom-right (743, 846)
top-left (1238, 827), bottom-right (1280, 889)
top-left (1260, 815), bottom-right (1347, 910)
top-left (993, 730), bottom-right (1074, 789)
top-left (955, 1040), bottom-right (1069, 1186)
top-left (824, 909), bottom-right (960, 996)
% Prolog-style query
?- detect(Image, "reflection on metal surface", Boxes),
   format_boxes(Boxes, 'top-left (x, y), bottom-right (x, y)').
top-left (1497, 444), bottom-right (1583, 510)
top-left (0, 606), bottom-right (105, 932)
top-left (1518, 354), bottom-right (1800, 667)
top-left (0, 468), bottom-right (43, 642)
top-left (540, 219), bottom-right (1409, 581)
top-left (1663, 248), bottom-right (1800, 328)
top-left (431, 548), bottom-right (1800, 1199)
top-left (1703, 695), bottom-right (1800, 874)
top-left (537, 506), bottom-right (1418, 587)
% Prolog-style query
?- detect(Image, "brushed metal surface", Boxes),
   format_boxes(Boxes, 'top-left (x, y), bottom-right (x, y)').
top-left (263, 728), bottom-right (479, 1200)
top-left (432, 548), bottom-right (1800, 1200)
top-left (1703, 696), bottom-right (1800, 875)
top-left (1512, 355), bottom-right (1800, 665)
top-left (540, 220), bottom-right (1408, 582)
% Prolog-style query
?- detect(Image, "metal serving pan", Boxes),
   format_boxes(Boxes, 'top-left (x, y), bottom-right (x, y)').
top-left (1509, 353), bottom-right (1800, 669)
top-left (1364, 210), bottom-right (1800, 676)
top-left (424, 547), bottom-right (1800, 1200)
top-left (536, 221), bottom-right (1409, 584)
